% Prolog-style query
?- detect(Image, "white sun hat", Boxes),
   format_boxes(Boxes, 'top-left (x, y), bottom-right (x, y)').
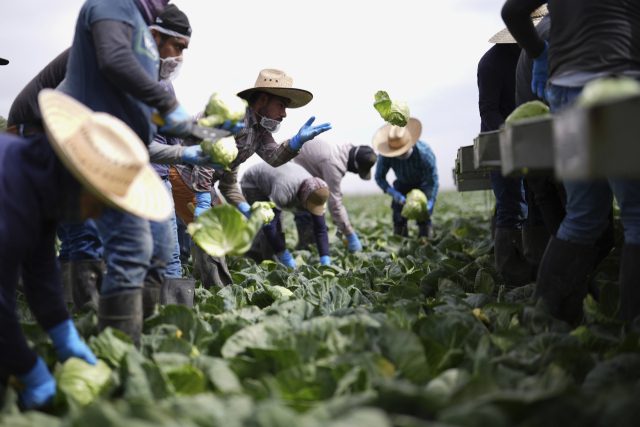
top-left (237, 69), bottom-right (313, 109)
top-left (38, 89), bottom-right (172, 222)
top-left (489, 5), bottom-right (548, 43)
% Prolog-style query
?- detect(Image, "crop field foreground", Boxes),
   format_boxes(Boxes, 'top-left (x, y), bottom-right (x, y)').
top-left (3, 192), bottom-right (639, 427)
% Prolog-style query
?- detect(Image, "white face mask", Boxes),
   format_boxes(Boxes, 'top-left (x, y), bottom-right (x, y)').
top-left (256, 111), bottom-right (281, 133)
top-left (159, 56), bottom-right (183, 81)
top-left (398, 147), bottom-right (413, 160)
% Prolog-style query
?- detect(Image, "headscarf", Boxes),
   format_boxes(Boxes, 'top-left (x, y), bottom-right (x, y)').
top-left (298, 177), bottom-right (328, 207)
top-left (135, 0), bottom-right (170, 25)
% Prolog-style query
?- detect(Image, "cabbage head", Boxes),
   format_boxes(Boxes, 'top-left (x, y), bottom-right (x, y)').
top-left (187, 204), bottom-right (264, 257)
top-left (374, 91), bottom-right (410, 127)
top-left (54, 358), bottom-right (113, 406)
top-left (505, 101), bottom-right (550, 126)
top-left (251, 201), bottom-right (276, 225)
top-left (576, 77), bottom-right (640, 107)
top-left (401, 189), bottom-right (429, 221)
top-left (199, 92), bottom-right (248, 127)
top-left (200, 136), bottom-right (238, 171)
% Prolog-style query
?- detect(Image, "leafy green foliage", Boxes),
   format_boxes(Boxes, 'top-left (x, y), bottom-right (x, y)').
top-left (504, 100), bottom-right (550, 126)
top-left (373, 91), bottom-right (410, 127)
top-left (401, 189), bottom-right (429, 221)
top-left (199, 92), bottom-right (248, 127)
top-left (200, 136), bottom-right (238, 171)
top-left (576, 77), bottom-right (640, 107)
top-left (251, 201), bottom-right (276, 225)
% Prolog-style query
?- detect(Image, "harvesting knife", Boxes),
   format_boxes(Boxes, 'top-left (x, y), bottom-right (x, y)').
top-left (151, 113), bottom-right (230, 142)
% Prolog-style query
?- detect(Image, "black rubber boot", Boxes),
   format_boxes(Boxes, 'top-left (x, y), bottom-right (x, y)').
top-left (619, 244), bottom-right (640, 322)
top-left (71, 259), bottom-right (103, 312)
top-left (531, 236), bottom-right (597, 324)
top-left (98, 289), bottom-right (143, 349)
top-left (142, 280), bottom-right (162, 319)
top-left (161, 278), bottom-right (196, 308)
top-left (494, 228), bottom-right (533, 289)
top-left (194, 245), bottom-right (232, 290)
top-left (394, 224), bottom-right (408, 237)
top-left (296, 224), bottom-right (315, 251)
top-left (522, 224), bottom-right (551, 281)
top-left (418, 225), bottom-right (434, 239)
top-left (60, 260), bottom-right (73, 303)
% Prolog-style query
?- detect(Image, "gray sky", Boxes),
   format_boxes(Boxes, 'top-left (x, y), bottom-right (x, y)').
top-left (0, 0), bottom-right (510, 193)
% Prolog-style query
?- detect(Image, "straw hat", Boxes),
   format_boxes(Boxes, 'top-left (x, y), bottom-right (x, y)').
top-left (38, 89), bottom-right (172, 222)
top-left (489, 5), bottom-right (548, 43)
top-left (373, 118), bottom-right (422, 158)
top-left (237, 69), bottom-right (313, 109)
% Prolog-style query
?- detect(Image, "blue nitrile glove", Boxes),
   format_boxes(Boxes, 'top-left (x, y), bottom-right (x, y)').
top-left (48, 319), bottom-right (97, 365)
top-left (278, 250), bottom-right (298, 269)
top-left (237, 202), bottom-right (252, 219)
top-left (194, 192), bottom-right (211, 219)
top-left (181, 145), bottom-right (225, 169)
top-left (427, 199), bottom-right (435, 216)
top-left (16, 357), bottom-right (56, 409)
top-left (320, 255), bottom-right (331, 266)
top-left (386, 187), bottom-right (406, 205)
top-left (160, 104), bottom-right (193, 138)
top-left (532, 40), bottom-right (549, 100)
top-left (346, 233), bottom-right (363, 253)
top-left (289, 117), bottom-right (332, 150)
top-left (217, 120), bottom-right (245, 135)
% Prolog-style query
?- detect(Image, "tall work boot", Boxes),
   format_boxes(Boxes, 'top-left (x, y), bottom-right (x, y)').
top-left (98, 289), bottom-right (143, 349)
top-left (161, 278), bottom-right (196, 308)
top-left (494, 228), bottom-right (532, 289)
top-left (522, 224), bottom-right (551, 281)
top-left (71, 259), bottom-right (103, 312)
top-left (60, 261), bottom-right (73, 303)
top-left (587, 213), bottom-right (616, 301)
top-left (418, 224), bottom-right (434, 239)
top-left (531, 236), bottom-right (597, 324)
top-left (142, 279), bottom-right (162, 319)
top-left (194, 245), bottom-right (232, 290)
top-left (296, 224), bottom-right (315, 251)
top-left (618, 244), bottom-right (640, 322)
top-left (393, 224), bottom-right (408, 237)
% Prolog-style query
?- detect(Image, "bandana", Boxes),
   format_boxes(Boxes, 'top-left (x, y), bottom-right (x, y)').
top-left (135, 0), bottom-right (170, 25)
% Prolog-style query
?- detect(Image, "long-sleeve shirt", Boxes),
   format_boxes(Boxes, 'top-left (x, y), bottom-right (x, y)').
top-left (515, 15), bottom-right (551, 107)
top-left (478, 44), bottom-right (521, 132)
top-left (292, 138), bottom-right (355, 236)
top-left (375, 141), bottom-right (439, 203)
top-left (151, 80), bottom-right (183, 180)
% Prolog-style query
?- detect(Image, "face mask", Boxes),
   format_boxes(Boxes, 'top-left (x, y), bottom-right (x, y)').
top-left (398, 147), bottom-right (413, 160)
top-left (256, 111), bottom-right (281, 133)
top-left (159, 56), bottom-right (183, 81)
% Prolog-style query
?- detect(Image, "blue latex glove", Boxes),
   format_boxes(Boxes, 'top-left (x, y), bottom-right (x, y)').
top-left (217, 120), bottom-right (245, 135)
top-left (320, 255), bottom-right (331, 266)
top-left (532, 40), bottom-right (549, 100)
top-left (289, 117), bottom-right (332, 150)
top-left (346, 233), bottom-right (363, 253)
top-left (386, 187), bottom-right (406, 205)
top-left (181, 145), bottom-right (225, 169)
top-left (159, 104), bottom-right (193, 137)
top-left (278, 250), bottom-right (298, 269)
top-left (194, 192), bottom-right (211, 219)
top-left (16, 357), bottom-right (56, 409)
top-left (48, 319), bottom-right (97, 365)
top-left (427, 199), bottom-right (435, 216)
top-left (237, 202), bottom-right (252, 219)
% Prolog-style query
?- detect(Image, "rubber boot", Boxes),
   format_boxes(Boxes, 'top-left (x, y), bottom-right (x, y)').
top-left (296, 224), bottom-right (315, 251)
top-left (619, 244), bottom-right (640, 322)
top-left (522, 224), bottom-right (551, 282)
top-left (160, 278), bottom-right (196, 308)
top-left (194, 245), bottom-right (233, 290)
top-left (258, 231), bottom-right (279, 262)
top-left (494, 228), bottom-right (532, 289)
top-left (393, 224), bottom-right (408, 237)
top-left (531, 236), bottom-right (597, 324)
top-left (60, 261), bottom-right (73, 303)
top-left (418, 224), bottom-right (434, 239)
top-left (142, 279), bottom-right (162, 319)
top-left (98, 289), bottom-right (143, 349)
top-left (71, 259), bottom-right (103, 312)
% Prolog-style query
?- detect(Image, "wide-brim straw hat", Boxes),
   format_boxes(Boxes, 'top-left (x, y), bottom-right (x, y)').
top-left (237, 69), bottom-right (313, 109)
top-left (489, 5), bottom-right (548, 43)
top-left (38, 89), bottom-right (172, 222)
top-left (373, 118), bottom-right (422, 158)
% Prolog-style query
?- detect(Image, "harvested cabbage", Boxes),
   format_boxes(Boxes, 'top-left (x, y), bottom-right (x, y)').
top-left (199, 92), bottom-right (248, 127)
top-left (200, 136), bottom-right (238, 171)
top-left (251, 201), bottom-right (276, 225)
top-left (188, 204), bottom-right (264, 257)
top-left (505, 101), bottom-right (550, 126)
top-left (374, 91), bottom-right (410, 127)
top-left (576, 77), bottom-right (640, 107)
top-left (401, 189), bottom-right (429, 221)
top-left (54, 358), bottom-right (112, 406)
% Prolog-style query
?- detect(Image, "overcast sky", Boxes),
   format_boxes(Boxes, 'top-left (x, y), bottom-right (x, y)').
top-left (0, 0), bottom-right (510, 194)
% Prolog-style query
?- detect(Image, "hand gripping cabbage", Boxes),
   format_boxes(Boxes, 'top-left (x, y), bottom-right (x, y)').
top-left (401, 189), bottom-right (429, 221)
top-left (251, 201), bottom-right (276, 225)
top-left (576, 77), bottom-right (640, 107)
top-left (199, 92), bottom-right (248, 127)
top-left (54, 358), bottom-right (113, 406)
top-left (373, 91), bottom-right (410, 127)
top-left (504, 101), bottom-right (550, 126)
top-left (200, 136), bottom-right (238, 171)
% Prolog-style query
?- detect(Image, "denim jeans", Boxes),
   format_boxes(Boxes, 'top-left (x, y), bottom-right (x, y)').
top-left (392, 180), bottom-right (433, 226)
top-left (57, 219), bottom-right (103, 261)
top-left (175, 215), bottom-right (192, 264)
top-left (490, 172), bottom-right (528, 229)
top-left (161, 179), bottom-right (182, 278)
top-left (549, 83), bottom-right (640, 245)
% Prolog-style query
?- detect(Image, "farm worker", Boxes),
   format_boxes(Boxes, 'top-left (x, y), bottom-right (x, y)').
top-left (374, 119), bottom-right (439, 239)
top-left (240, 163), bottom-right (331, 268)
top-left (0, 90), bottom-right (172, 409)
top-left (513, 12), bottom-right (615, 300)
top-left (292, 139), bottom-right (377, 253)
top-left (502, 0), bottom-right (640, 322)
top-left (169, 69), bottom-right (331, 281)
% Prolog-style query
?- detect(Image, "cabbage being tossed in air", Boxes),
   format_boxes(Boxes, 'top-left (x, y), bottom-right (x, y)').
top-left (504, 101), bottom-right (550, 127)
top-left (373, 91), bottom-right (410, 127)
top-left (199, 92), bottom-right (248, 127)
top-left (401, 189), bottom-right (429, 221)
top-left (200, 136), bottom-right (238, 171)
top-left (576, 77), bottom-right (640, 107)
top-left (251, 201), bottom-right (276, 225)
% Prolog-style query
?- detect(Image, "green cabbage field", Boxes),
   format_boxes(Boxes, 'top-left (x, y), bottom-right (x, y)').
top-left (2, 192), bottom-right (638, 427)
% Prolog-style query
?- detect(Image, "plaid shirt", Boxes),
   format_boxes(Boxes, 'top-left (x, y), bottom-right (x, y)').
top-left (174, 107), bottom-right (298, 193)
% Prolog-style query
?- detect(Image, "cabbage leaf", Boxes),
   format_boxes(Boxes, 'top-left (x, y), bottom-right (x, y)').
top-left (251, 201), bottom-right (276, 225)
top-left (401, 189), bottom-right (429, 221)
top-left (505, 101), bottom-right (550, 126)
top-left (576, 77), bottom-right (640, 107)
top-left (200, 136), bottom-right (238, 171)
top-left (199, 92), bottom-right (248, 127)
top-left (374, 91), bottom-right (410, 127)
top-left (54, 358), bottom-right (113, 406)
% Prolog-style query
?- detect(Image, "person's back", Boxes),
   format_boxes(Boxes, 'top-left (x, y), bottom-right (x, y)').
top-left (241, 162), bottom-right (311, 211)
